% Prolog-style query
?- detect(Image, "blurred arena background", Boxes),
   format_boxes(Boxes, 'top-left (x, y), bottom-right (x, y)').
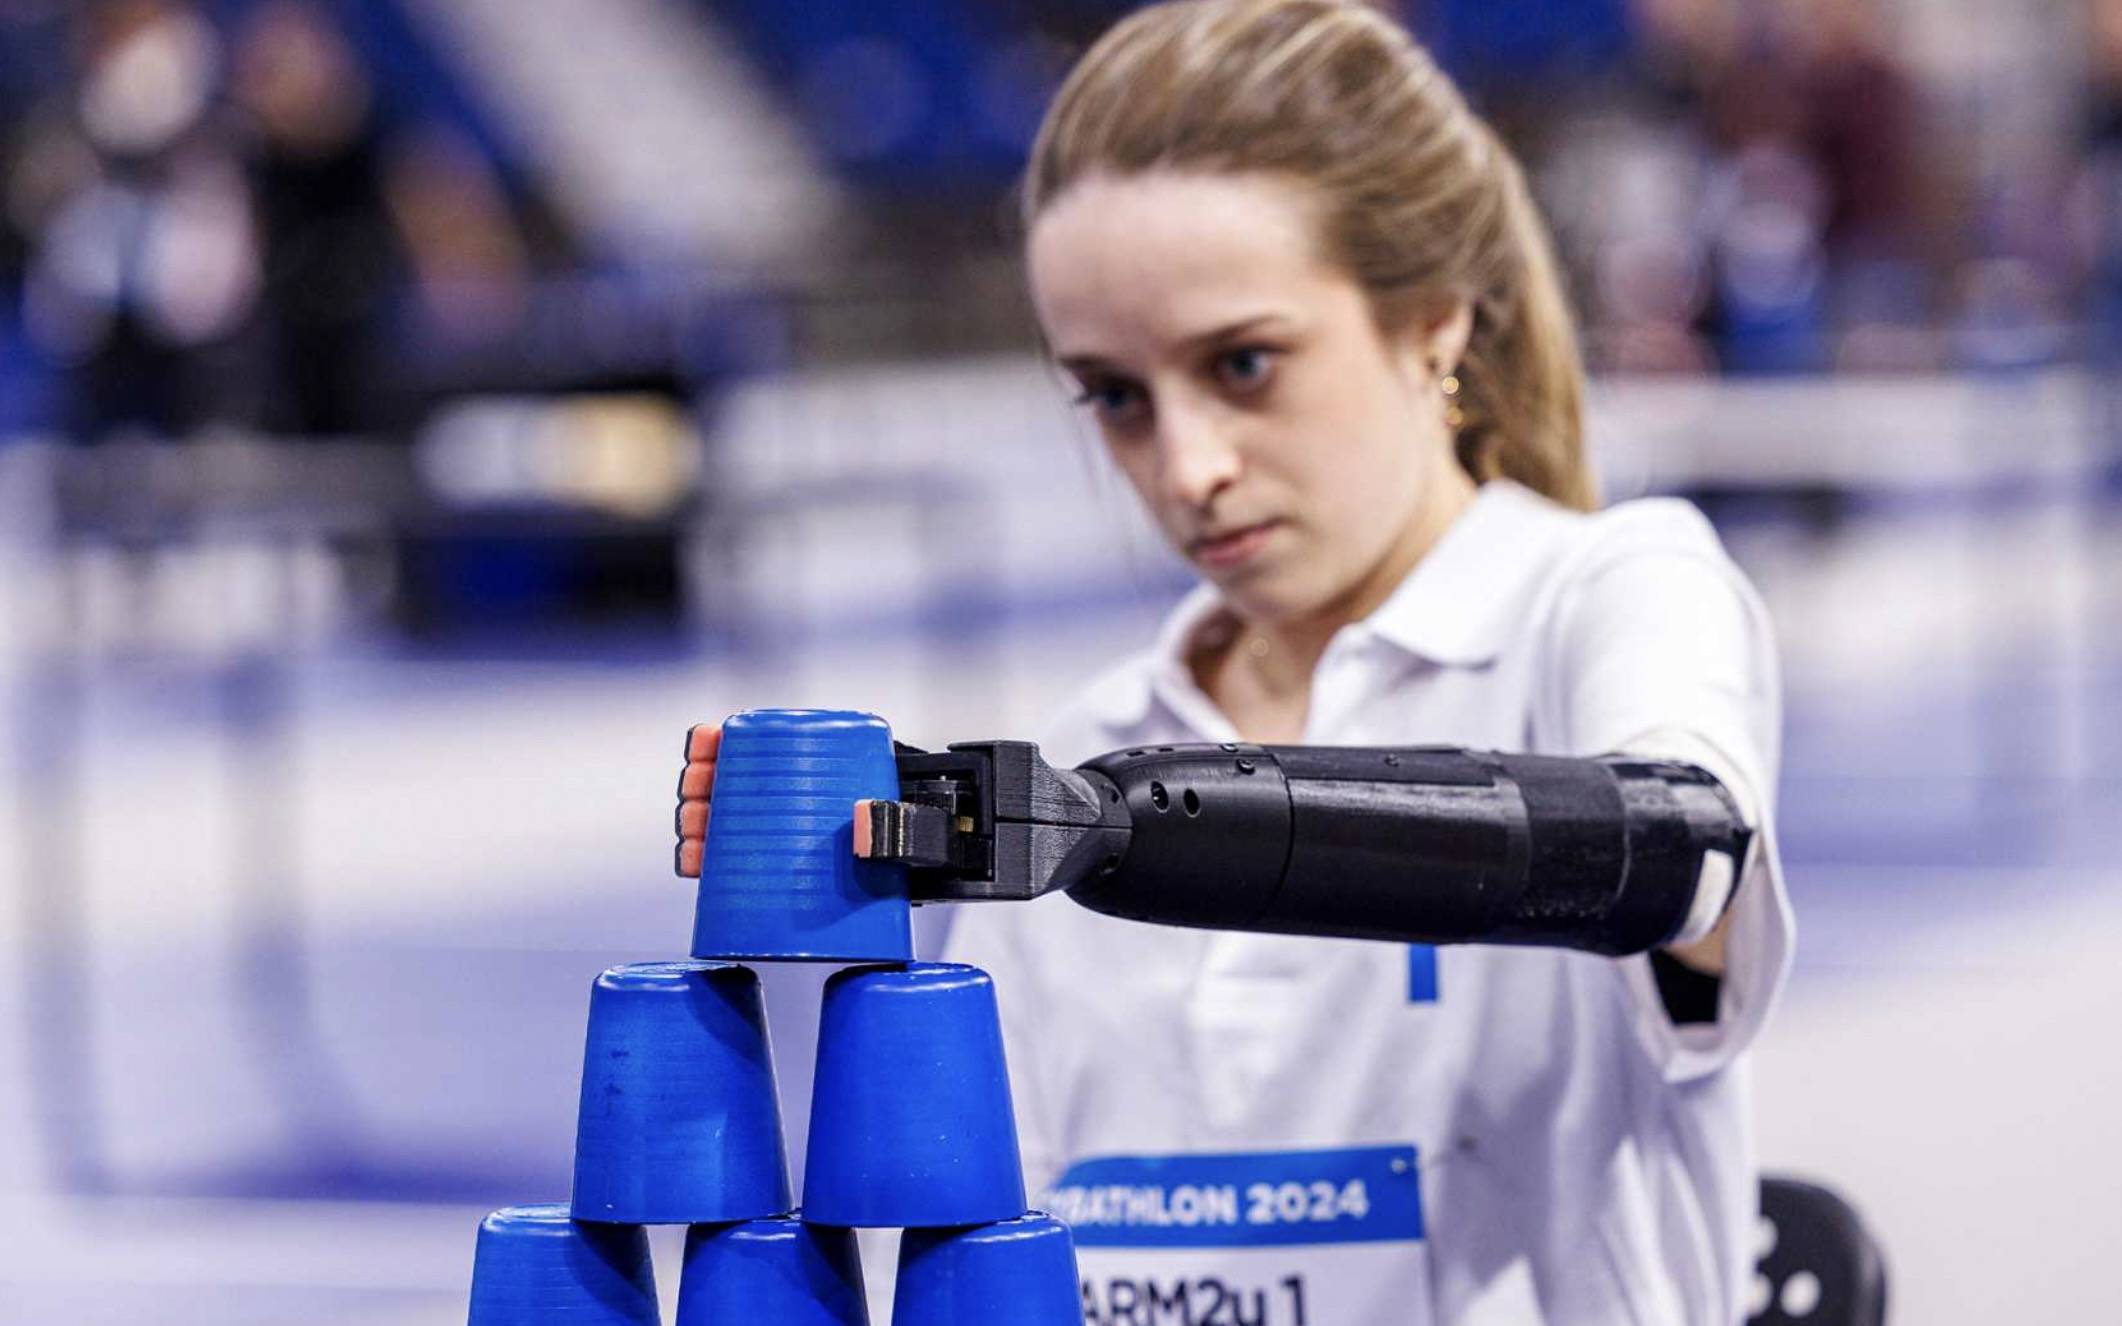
top-left (0, 0), bottom-right (2118, 1321)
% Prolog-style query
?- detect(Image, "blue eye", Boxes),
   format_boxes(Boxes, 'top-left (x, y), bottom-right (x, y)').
top-left (1214, 346), bottom-right (1277, 392)
top-left (1072, 378), bottom-right (1149, 425)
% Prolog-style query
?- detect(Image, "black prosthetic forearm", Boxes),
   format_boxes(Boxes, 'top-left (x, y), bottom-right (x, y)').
top-left (1059, 744), bottom-right (1750, 957)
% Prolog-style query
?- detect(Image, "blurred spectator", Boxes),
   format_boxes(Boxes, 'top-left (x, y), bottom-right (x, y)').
top-left (233, 0), bottom-right (404, 437)
top-left (383, 125), bottom-right (530, 347)
top-left (0, 0), bottom-right (72, 285)
top-left (2074, 0), bottom-right (2122, 475)
top-left (1700, 138), bottom-right (1830, 374)
top-left (19, 0), bottom-right (259, 441)
top-left (1565, 0), bottom-right (1933, 373)
top-left (1781, 0), bottom-right (1932, 369)
top-left (1783, 0), bottom-right (1917, 267)
top-left (0, 0), bottom-right (543, 444)
top-left (2078, 0), bottom-right (2122, 325)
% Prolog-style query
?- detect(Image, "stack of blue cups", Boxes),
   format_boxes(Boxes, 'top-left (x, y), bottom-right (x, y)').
top-left (465, 708), bottom-right (1083, 1325)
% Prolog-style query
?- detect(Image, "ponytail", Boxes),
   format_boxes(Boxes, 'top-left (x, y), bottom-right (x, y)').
top-left (1455, 123), bottom-right (1594, 510)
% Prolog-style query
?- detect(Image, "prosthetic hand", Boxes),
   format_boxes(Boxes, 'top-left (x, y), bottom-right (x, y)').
top-left (678, 729), bottom-right (1751, 958)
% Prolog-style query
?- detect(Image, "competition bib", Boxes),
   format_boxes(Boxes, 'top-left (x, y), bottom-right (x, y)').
top-left (1048, 1145), bottom-right (1430, 1326)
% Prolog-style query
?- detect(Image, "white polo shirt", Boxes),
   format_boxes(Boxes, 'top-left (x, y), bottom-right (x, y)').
top-left (942, 479), bottom-right (1794, 1326)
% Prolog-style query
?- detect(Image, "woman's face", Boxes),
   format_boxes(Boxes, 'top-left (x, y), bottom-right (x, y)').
top-left (1028, 169), bottom-right (1473, 632)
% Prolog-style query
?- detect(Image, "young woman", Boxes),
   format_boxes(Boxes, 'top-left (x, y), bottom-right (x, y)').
top-left (680, 2), bottom-right (1790, 1321)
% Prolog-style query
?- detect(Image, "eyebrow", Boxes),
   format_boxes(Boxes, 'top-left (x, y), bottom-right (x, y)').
top-left (1055, 313), bottom-right (1297, 375)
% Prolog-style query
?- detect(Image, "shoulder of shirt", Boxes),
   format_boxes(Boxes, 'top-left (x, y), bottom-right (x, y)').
top-left (1565, 494), bottom-right (1764, 619)
top-left (1383, 484), bottom-right (1738, 663)
top-left (1526, 491), bottom-right (1776, 705)
top-left (1578, 492), bottom-right (1728, 560)
top-left (1475, 488), bottom-right (1765, 676)
top-left (1531, 489), bottom-right (1744, 603)
top-left (1490, 482), bottom-right (1723, 556)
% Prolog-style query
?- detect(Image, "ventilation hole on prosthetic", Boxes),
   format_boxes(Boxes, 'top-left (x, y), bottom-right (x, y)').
top-left (1780, 1271), bottom-right (1821, 1318)
top-left (1183, 788), bottom-right (1201, 816)
top-left (1150, 782), bottom-right (1169, 811)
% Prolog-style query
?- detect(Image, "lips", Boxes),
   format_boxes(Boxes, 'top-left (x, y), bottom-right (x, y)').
top-left (1190, 519), bottom-right (1281, 570)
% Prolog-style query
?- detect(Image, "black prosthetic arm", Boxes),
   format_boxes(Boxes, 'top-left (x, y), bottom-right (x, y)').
top-left (1066, 745), bottom-right (1746, 956)
top-left (863, 741), bottom-right (1752, 957)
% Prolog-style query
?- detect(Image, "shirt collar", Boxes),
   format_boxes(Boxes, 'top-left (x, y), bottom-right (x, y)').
top-left (1137, 480), bottom-right (1567, 729)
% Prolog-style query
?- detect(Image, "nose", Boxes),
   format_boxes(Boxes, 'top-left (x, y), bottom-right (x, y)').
top-left (1156, 398), bottom-right (1242, 509)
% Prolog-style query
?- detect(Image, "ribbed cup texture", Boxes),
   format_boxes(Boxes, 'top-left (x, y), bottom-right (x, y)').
top-left (467, 1204), bottom-right (660, 1325)
top-left (692, 709), bottom-right (913, 962)
top-left (802, 963), bottom-right (1026, 1228)
top-left (675, 1218), bottom-right (868, 1325)
top-left (894, 1214), bottom-right (1083, 1326)
top-left (571, 962), bottom-right (790, 1224)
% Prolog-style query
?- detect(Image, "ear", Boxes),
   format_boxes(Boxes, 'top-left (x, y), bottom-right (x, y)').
top-left (1409, 297), bottom-right (1474, 378)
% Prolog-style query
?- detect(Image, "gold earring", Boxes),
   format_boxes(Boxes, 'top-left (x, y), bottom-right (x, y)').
top-left (1439, 368), bottom-right (1465, 432)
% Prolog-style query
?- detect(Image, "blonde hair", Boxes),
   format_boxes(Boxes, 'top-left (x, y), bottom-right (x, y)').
top-left (1024, 0), bottom-right (1595, 510)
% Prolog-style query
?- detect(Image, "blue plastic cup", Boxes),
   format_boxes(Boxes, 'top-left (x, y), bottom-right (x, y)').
top-left (893, 1214), bottom-right (1083, 1326)
top-left (572, 962), bottom-right (790, 1225)
top-left (802, 962), bottom-right (1026, 1227)
top-left (691, 709), bottom-right (912, 963)
top-left (675, 1218), bottom-right (868, 1326)
top-left (467, 1204), bottom-right (660, 1325)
